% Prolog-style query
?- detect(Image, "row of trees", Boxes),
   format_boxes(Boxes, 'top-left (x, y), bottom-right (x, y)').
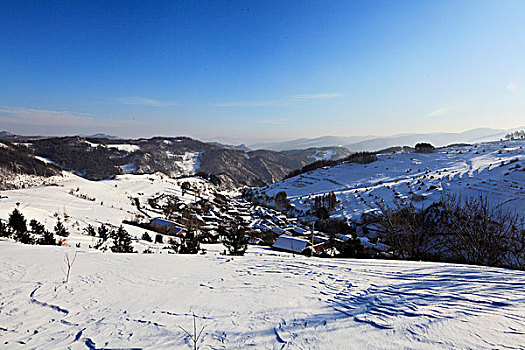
top-left (0, 208), bottom-right (69, 245)
top-left (1, 208), bottom-right (135, 253)
top-left (83, 223), bottom-right (134, 253)
top-left (285, 152), bottom-right (378, 179)
top-left (365, 195), bottom-right (525, 270)
top-left (3, 206), bottom-right (249, 256)
top-left (505, 130), bottom-right (525, 140)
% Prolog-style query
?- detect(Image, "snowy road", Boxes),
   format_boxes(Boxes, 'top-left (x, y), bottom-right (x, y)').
top-left (1, 241), bottom-right (524, 349)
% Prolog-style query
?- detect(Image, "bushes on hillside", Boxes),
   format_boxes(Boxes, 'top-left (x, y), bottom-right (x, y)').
top-left (342, 152), bottom-right (378, 164)
top-left (415, 143), bottom-right (436, 153)
top-left (367, 195), bottom-right (525, 269)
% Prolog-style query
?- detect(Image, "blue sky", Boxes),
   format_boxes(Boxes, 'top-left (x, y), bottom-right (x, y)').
top-left (1, 0), bottom-right (524, 142)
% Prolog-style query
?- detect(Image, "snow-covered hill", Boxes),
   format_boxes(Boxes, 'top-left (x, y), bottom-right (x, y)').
top-left (0, 172), bottom-right (215, 244)
top-left (1, 240), bottom-right (524, 349)
top-left (257, 140), bottom-right (525, 221)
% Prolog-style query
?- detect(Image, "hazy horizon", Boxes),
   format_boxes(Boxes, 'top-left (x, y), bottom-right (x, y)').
top-left (1, 1), bottom-right (524, 141)
top-left (2, 125), bottom-right (523, 147)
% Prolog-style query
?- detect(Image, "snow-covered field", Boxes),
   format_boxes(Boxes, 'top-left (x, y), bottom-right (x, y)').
top-left (1, 240), bottom-right (524, 349)
top-left (258, 140), bottom-right (524, 220)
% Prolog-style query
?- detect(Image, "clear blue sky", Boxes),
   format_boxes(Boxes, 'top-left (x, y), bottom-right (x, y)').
top-left (1, 0), bottom-right (524, 142)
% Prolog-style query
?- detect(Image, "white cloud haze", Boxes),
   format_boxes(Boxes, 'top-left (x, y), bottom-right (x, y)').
top-left (428, 106), bottom-right (452, 117)
top-left (116, 97), bottom-right (176, 106)
top-left (0, 106), bottom-right (146, 127)
top-left (214, 93), bottom-right (343, 107)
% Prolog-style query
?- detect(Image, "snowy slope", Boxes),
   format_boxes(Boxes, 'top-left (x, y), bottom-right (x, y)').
top-left (257, 140), bottom-right (525, 220)
top-left (1, 240), bottom-right (524, 349)
top-left (0, 173), bottom-right (214, 245)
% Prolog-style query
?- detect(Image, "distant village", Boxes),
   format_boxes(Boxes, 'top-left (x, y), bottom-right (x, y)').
top-left (127, 180), bottom-right (358, 256)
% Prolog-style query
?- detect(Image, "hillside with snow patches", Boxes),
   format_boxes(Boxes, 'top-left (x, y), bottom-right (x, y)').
top-left (257, 140), bottom-right (524, 221)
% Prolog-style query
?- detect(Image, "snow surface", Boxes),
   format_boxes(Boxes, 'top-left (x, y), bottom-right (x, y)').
top-left (34, 156), bottom-right (59, 166)
top-left (166, 151), bottom-right (201, 176)
top-left (82, 141), bottom-right (140, 152)
top-left (106, 144), bottom-right (141, 152)
top-left (1, 240), bottom-right (524, 349)
top-left (258, 140), bottom-right (525, 221)
top-left (119, 163), bottom-right (138, 174)
top-left (312, 149), bottom-right (337, 161)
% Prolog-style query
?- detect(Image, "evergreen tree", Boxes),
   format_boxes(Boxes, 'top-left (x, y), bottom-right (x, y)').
top-left (315, 207), bottom-right (329, 220)
top-left (13, 229), bottom-right (35, 244)
top-left (39, 229), bottom-right (56, 245)
top-left (30, 219), bottom-right (45, 235)
top-left (178, 231), bottom-right (200, 254)
top-left (142, 232), bottom-right (152, 242)
top-left (222, 223), bottom-right (247, 256)
top-left (274, 191), bottom-right (290, 209)
top-left (84, 224), bottom-right (97, 236)
top-left (8, 208), bottom-right (27, 234)
top-left (110, 225), bottom-right (135, 253)
top-left (30, 219), bottom-right (55, 245)
top-left (54, 219), bottom-right (69, 237)
top-left (98, 224), bottom-right (109, 241)
top-left (0, 221), bottom-right (9, 237)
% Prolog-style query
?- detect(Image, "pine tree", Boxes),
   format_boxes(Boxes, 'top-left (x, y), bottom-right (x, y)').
top-left (40, 229), bottom-right (56, 245)
top-left (0, 221), bottom-right (9, 237)
top-left (222, 224), bottom-right (247, 256)
top-left (14, 229), bottom-right (35, 244)
top-left (8, 208), bottom-right (27, 234)
top-left (177, 231), bottom-right (200, 254)
top-left (142, 232), bottom-right (152, 242)
top-left (98, 224), bottom-right (109, 241)
top-left (30, 219), bottom-right (45, 235)
top-left (110, 225), bottom-right (135, 253)
top-left (84, 224), bottom-right (97, 236)
top-left (54, 219), bottom-right (69, 237)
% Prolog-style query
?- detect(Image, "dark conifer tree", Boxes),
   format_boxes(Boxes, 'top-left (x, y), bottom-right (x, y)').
top-left (84, 224), bottom-right (97, 236)
top-left (0, 221), bottom-right (8, 237)
top-left (142, 232), bottom-right (152, 242)
top-left (222, 223), bottom-right (248, 256)
top-left (110, 225), bottom-right (135, 253)
top-left (8, 208), bottom-right (27, 234)
top-left (98, 224), bottom-right (109, 241)
top-left (54, 219), bottom-right (69, 237)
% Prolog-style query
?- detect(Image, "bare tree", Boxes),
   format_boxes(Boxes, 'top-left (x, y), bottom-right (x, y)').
top-left (62, 251), bottom-right (78, 283)
top-left (178, 313), bottom-right (205, 350)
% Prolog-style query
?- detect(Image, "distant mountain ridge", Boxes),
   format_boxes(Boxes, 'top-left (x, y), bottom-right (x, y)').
top-left (248, 127), bottom-right (525, 152)
top-left (0, 133), bottom-right (347, 189)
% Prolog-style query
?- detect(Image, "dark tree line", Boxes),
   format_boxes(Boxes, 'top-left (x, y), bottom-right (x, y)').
top-left (365, 195), bottom-right (525, 270)
top-left (285, 152), bottom-right (378, 179)
top-left (1, 208), bottom-right (63, 245)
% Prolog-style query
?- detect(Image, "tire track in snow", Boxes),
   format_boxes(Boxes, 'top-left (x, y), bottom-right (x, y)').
top-left (29, 283), bottom-right (69, 315)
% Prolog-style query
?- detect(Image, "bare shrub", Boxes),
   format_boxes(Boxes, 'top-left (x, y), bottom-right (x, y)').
top-left (62, 251), bottom-right (78, 283)
top-left (368, 195), bottom-right (524, 269)
top-left (179, 313), bottom-right (205, 350)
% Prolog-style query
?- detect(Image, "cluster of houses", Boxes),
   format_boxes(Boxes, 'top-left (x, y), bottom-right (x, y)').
top-left (140, 188), bottom-right (355, 255)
